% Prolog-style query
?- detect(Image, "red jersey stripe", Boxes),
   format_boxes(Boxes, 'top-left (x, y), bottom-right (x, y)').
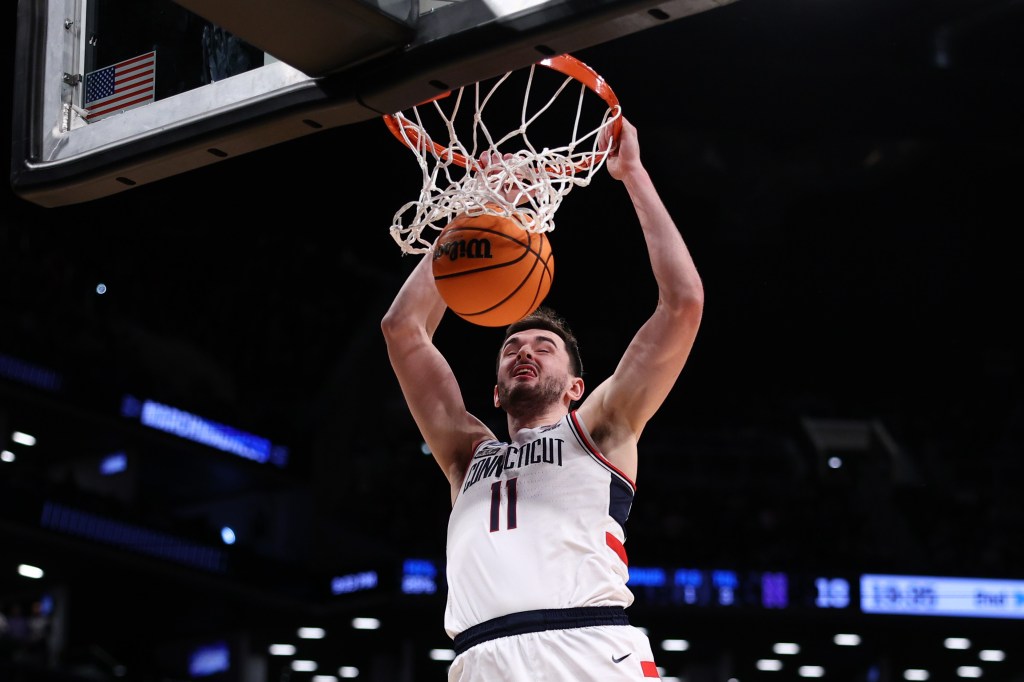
top-left (606, 531), bottom-right (628, 566)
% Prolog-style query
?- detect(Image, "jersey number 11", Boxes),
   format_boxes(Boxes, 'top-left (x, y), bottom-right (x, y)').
top-left (489, 478), bottom-right (518, 532)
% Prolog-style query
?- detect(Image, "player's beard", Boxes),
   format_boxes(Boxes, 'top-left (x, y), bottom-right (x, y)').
top-left (497, 372), bottom-right (565, 416)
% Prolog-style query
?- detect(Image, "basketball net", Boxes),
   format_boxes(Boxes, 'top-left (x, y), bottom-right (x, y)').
top-left (385, 55), bottom-right (622, 255)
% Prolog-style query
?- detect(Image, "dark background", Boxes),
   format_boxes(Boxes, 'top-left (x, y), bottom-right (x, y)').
top-left (3, 0), bottom-right (1024, 680)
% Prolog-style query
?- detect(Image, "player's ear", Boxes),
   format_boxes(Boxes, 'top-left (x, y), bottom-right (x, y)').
top-left (567, 376), bottom-right (584, 402)
top-left (493, 384), bottom-right (501, 408)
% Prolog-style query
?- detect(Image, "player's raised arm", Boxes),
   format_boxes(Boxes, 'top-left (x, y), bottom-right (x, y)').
top-left (579, 118), bottom-right (704, 445)
top-left (381, 253), bottom-right (495, 493)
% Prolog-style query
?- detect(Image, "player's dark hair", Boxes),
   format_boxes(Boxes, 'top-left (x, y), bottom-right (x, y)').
top-left (497, 306), bottom-right (583, 377)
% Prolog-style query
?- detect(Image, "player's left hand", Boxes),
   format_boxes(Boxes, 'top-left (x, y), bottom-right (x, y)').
top-left (605, 117), bottom-right (640, 181)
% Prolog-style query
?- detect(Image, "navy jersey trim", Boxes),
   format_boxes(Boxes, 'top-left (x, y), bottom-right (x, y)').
top-left (566, 411), bottom-right (635, 533)
top-left (566, 411), bottom-right (636, 492)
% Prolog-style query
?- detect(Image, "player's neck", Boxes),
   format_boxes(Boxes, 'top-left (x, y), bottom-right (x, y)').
top-left (505, 405), bottom-right (569, 438)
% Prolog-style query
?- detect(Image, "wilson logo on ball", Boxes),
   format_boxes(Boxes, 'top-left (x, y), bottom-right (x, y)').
top-left (434, 238), bottom-right (493, 261)
top-left (431, 212), bottom-right (554, 328)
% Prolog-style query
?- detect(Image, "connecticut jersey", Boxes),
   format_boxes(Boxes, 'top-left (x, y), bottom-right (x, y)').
top-left (444, 410), bottom-right (637, 638)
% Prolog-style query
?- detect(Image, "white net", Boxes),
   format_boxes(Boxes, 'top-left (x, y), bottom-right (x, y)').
top-left (386, 56), bottom-right (622, 254)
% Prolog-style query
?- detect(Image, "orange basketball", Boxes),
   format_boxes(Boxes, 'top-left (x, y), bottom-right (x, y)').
top-left (432, 212), bottom-right (554, 327)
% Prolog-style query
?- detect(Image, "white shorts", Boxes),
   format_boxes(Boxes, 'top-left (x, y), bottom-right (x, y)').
top-left (448, 608), bottom-right (661, 682)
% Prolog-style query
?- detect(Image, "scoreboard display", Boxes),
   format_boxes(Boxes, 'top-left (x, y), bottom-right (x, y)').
top-left (861, 574), bottom-right (1024, 619)
top-left (625, 566), bottom-right (855, 613)
top-left (624, 567), bottom-right (1024, 620)
top-left (332, 560), bottom-right (1024, 623)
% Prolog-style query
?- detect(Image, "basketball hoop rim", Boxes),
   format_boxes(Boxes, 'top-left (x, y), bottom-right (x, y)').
top-left (382, 54), bottom-right (622, 173)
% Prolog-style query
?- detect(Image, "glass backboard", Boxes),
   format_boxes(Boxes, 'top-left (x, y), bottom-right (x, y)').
top-left (10, 0), bottom-right (738, 208)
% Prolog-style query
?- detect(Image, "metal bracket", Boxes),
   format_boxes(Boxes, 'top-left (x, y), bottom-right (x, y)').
top-left (63, 73), bottom-right (82, 86)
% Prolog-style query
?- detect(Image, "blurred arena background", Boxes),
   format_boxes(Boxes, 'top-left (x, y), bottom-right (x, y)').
top-left (3, 0), bottom-right (1024, 680)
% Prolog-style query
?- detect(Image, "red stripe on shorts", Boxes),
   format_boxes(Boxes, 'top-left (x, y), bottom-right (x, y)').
top-left (605, 531), bottom-right (628, 566)
top-left (641, 660), bottom-right (659, 678)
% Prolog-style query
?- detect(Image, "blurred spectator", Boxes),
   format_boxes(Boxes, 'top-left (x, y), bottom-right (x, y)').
top-left (28, 599), bottom-right (50, 645)
top-left (0, 600), bottom-right (51, 666)
top-left (5, 603), bottom-right (29, 642)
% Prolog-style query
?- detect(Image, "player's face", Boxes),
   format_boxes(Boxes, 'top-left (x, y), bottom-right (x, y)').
top-left (495, 330), bottom-right (573, 412)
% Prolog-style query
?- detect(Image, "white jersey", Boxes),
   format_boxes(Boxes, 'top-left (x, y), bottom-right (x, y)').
top-left (444, 410), bottom-right (637, 638)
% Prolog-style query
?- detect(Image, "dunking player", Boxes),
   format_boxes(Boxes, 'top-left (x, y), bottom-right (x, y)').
top-left (381, 118), bottom-right (704, 681)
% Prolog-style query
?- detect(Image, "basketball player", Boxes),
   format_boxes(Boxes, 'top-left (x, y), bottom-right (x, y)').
top-left (382, 118), bottom-right (704, 681)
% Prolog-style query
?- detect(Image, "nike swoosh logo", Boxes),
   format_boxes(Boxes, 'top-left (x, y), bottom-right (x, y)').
top-left (612, 653), bottom-right (632, 664)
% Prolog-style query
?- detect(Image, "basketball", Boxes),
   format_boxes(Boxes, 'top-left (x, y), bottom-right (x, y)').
top-left (432, 212), bottom-right (555, 327)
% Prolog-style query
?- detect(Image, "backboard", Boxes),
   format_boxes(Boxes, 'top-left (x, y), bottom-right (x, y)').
top-left (10, 0), bottom-right (738, 208)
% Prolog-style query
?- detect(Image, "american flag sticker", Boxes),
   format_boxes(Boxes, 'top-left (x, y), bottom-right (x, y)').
top-left (83, 51), bottom-right (156, 123)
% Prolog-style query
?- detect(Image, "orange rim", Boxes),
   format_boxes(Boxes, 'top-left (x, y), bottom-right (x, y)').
top-left (383, 54), bottom-right (621, 174)
top-left (537, 54), bottom-right (622, 171)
